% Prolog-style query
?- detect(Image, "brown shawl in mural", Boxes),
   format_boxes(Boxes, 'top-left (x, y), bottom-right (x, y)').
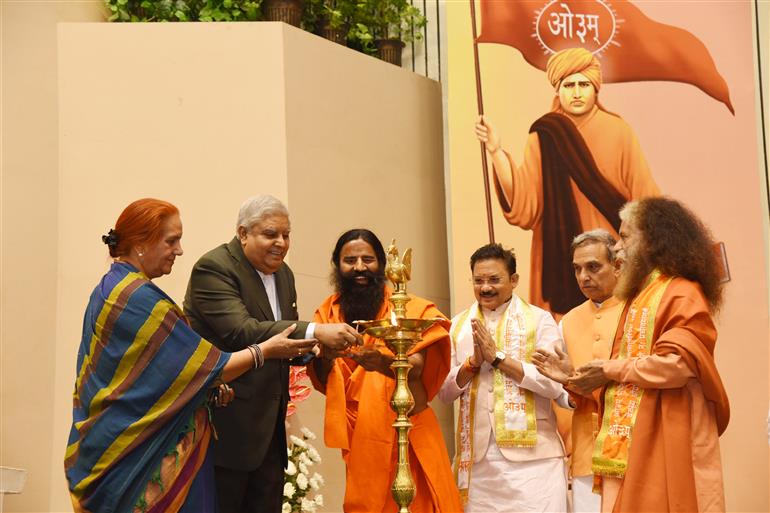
top-left (531, 112), bottom-right (627, 314)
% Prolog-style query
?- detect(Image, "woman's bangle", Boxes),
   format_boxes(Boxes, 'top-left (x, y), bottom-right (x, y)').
top-left (246, 345), bottom-right (257, 369)
top-left (255, 344), bottom-right (264, 368)
top-left (248, 343), bottom-right (264, 369)
top-left (247, 344), bottom-right (264, 369)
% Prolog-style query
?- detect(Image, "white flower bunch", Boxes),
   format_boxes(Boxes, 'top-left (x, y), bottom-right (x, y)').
top-left (309, 472), bottom-right (323, 491)
top-left (289, 434), bottom-right (308, 449)
top-left (283, 426), bottom-right (324, 512)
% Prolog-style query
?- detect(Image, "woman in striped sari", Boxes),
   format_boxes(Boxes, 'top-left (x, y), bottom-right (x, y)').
top-left (65, 199), bottom-right (315, 513)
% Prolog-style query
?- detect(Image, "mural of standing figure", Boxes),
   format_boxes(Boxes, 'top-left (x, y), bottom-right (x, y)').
top-left (475, 47), bottom-right (660, 315)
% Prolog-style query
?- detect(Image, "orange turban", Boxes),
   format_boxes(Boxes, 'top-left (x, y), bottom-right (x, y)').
top-left (546, 48), bottom-right (602, 92)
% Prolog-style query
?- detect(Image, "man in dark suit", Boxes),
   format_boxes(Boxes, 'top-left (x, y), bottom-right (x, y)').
top-left (184, 194), bottom-right (361, 513)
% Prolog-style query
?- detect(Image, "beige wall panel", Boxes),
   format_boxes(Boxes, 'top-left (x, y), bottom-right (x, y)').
top-left (1, 2), bottom-right (104, 512)
top-left (758, 0), bottom-right (770, 448)
top-left (279, 25), bottom-right (451, 511)
top-left (282, 25), bottom-right (449, 310)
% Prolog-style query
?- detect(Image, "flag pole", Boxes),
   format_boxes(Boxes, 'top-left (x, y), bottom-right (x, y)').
top-left (469, 0), bottom-right (495, 244)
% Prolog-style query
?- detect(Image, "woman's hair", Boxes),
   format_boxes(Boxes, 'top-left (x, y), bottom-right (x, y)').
top-left (105, 198), bottom-right (179, 258)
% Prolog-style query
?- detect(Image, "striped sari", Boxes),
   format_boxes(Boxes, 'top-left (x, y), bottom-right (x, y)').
top-left (65, 262), bottom-right (230, 513)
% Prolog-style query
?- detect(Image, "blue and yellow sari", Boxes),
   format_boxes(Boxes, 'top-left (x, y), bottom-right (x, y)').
top-left (65, 262), bottom-right (230, 513)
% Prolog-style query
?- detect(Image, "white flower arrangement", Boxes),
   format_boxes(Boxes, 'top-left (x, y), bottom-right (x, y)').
top-left (309, 472), bottom-right (322, 491)
top-left (296, 473), bottom-right (308, 491)
top-left (300, 498), bottom-right (315, 512)
top-left (289, 434), bottom-right (308, 449)
top-left (300, 427), bottom-right (317, 440)
top-left (283, 427), bottom-right (324, 512)
top-left (307, 446), bottom-right (322, 463)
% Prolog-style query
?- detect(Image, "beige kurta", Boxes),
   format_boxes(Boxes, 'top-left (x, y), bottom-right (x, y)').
top-left (559, 297), bottom-right (624, 478)
top-left (495, 107), bottom-right (660, 312)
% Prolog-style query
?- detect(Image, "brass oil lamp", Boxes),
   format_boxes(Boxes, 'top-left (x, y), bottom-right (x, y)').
top-left (354, 240), bottom-right (440, 513)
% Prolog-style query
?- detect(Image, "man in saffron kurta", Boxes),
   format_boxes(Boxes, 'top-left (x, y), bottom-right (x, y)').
top-left (308, 229), bottom-right (462, 513)
top-left (557, 198), bottom-right (730, 512)
top-left (537, 230), bottom-right (623, 512)
top-left (475, 48), bottom-right (660, 315)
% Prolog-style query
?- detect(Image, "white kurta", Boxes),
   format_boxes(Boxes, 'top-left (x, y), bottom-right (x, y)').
top-left (439, 296), bottom-right (570, 512)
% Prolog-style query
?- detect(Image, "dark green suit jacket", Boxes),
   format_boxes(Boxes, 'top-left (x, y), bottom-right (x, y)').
top-left (183, 237), bottom-right (309, 471)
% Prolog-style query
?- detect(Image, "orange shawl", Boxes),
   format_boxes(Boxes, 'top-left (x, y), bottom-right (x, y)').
top-left (604, 278), bottom-right (729, 512)
top-left (308, 288), bottom-right (462, 512)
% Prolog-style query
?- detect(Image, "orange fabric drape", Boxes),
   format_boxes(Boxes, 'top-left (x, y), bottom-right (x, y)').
top-left (600, 278), bottom-right (729, 512)
top-left (308, 289), bottom-right (462, 513)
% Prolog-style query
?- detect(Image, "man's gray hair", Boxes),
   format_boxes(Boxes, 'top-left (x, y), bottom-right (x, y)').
top-left (619, 200), bottom-right (640, 223)
top-left (570, 228), bottom-right (617, 261)
top-left (236, 195), bottom-right (289, 231)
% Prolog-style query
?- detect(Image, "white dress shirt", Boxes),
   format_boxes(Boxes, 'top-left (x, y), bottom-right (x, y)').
top-left (256, 269), bottom-right (315, 338)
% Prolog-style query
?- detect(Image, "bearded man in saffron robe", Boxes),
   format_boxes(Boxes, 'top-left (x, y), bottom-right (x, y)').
top-left (535, 197), bottom-right (730, 512)
top-left (475, 47), bottom-right (660, 315)
top-left (307, 229), bottom-right (462, 513)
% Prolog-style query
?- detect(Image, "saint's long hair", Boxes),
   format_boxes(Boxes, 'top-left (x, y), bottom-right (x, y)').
top-left (628, 197), bottom-right (724, 313)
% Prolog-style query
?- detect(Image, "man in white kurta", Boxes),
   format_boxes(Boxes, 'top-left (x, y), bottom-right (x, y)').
top-left (438, 243), bottom-right (571, 513)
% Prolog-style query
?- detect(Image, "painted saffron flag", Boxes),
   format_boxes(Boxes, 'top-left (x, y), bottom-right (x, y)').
top-left (477, 0), bottom-right (734, 114)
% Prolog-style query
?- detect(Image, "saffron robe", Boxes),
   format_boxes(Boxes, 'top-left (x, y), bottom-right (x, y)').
top-left (308, 289), bottom-right (463, 513)
top-left (599, 278), bottom-right (730, 512)
top-left (493, 107), bottom-right (659, 313)
top-left (65, 262), bottom-right (229, 513)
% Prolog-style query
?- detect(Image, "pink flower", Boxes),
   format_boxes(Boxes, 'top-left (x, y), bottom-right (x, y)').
top-left (286, 366), bottom-right (312, 418)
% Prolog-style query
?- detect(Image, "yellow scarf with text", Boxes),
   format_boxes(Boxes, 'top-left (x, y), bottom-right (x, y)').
top-left (452, 298), bottom-right (537, 503)
top-left (592, 270), bottom-right (672, 478)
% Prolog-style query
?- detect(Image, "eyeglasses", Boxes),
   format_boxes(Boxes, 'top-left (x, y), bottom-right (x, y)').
top-left (471, 276), bottom-right (505, 287)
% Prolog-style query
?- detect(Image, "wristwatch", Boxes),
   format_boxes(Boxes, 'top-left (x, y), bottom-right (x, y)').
top-left (491, 350), bottom-right (506, 368)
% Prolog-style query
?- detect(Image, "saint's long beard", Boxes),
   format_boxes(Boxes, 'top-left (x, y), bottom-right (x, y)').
top-left (333, 269), bottom-right (386, 325)
top-left (614, 248), bottom-right (653, 301)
